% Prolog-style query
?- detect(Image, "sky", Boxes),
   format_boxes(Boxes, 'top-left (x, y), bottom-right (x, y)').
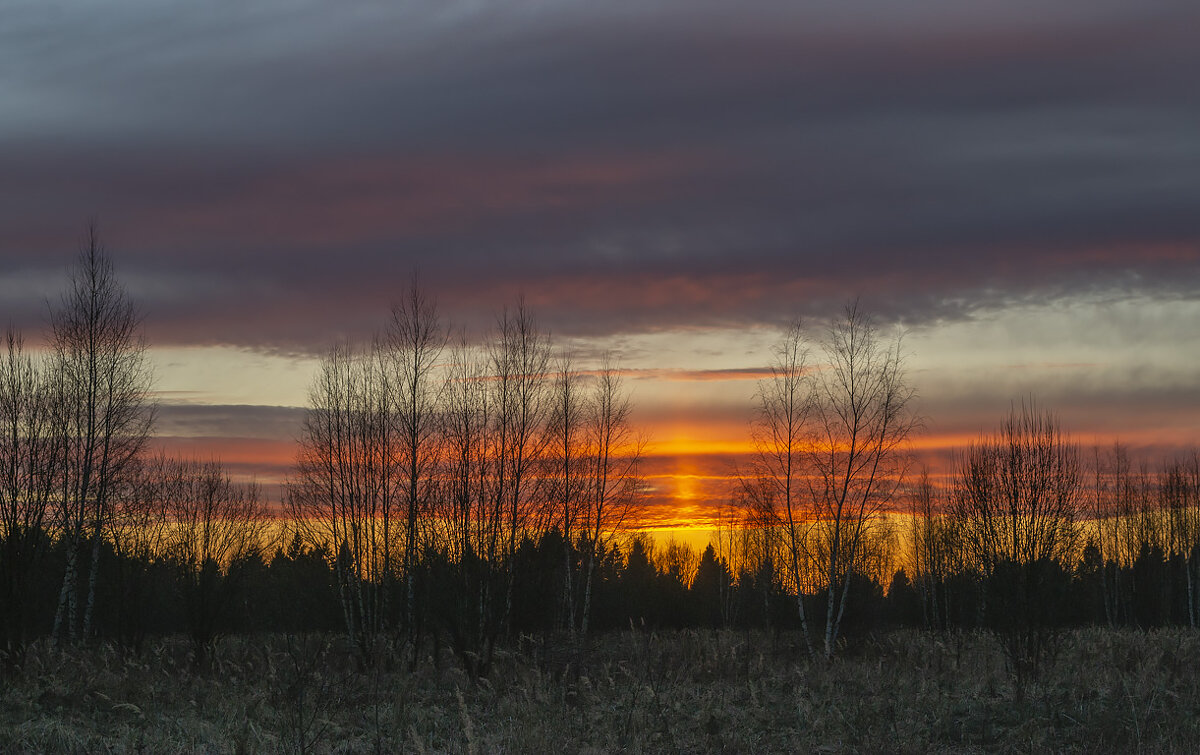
top-left (2, 1), bottom-right (1199, 530)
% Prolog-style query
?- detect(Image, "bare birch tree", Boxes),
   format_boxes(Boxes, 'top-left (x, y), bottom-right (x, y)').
top-left (430, 305), bottom-right (551, 673)
top-left (578, 359), bottom-right (643, 633)
top-left (750, 320), bottom-right (817, 654)
top-left (544, 351), bottom-right (587, 631)
top-left (50, 227), bottom-right (155, 643)
top-left (435, 330), bottom-right (501, 675)
top-left (487, 300), bottom-right (551, 635)
top-left (807, 302), bottom-right (916, 657)
top-left (1162, 455), bottom-right (1200, 627)
top-left (292, 341), bottom-right (398, 655)
top-left (1090, 444), bottom-right (1124, 627)
top-left (386, 278), bottom-right (446, 638)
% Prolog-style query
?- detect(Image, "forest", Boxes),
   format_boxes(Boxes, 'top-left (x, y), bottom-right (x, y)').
top-left (4, 239), bottom-right (1200, 752)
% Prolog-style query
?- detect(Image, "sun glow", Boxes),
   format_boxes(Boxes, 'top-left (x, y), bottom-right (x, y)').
top-left (647, 436), bottom-right (756, 457)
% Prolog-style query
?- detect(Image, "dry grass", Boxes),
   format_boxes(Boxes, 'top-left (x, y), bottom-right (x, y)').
top-left (2, 627), bottom-right (1199, 753)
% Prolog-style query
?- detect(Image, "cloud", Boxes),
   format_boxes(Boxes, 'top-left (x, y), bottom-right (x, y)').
top-left (155, 403), bottom-right (306, 440)
top-left (147, 436), bottom-right (296, 487)
top-left (0, 0), bottom-right (1196, 349)
top-left (614, 367), bottom-right (773, 382)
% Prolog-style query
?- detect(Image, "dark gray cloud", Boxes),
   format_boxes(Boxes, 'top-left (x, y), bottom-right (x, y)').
top-left (1, 0), bottom-right (1197, 348)
top-left (155, 403), bottom-right (306, 440)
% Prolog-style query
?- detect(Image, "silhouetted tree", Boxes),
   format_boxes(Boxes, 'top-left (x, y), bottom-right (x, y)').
top-left (386, 278), bottom-right (445, 641)
top-left (257, 532), bottom-right (340, 633)
top-left (884, 569), bottom-right (923, 627)
top-left (1090, 444), bottom-right (1127, 627)
top-left (108, 453), bottom-right (172, 650)
top-left (621, 536), bottom-right (658, 627)
top-left (430, 328), bottom-right (518, 676)
top-left (1131, 541), bottom-right (1172, 628)
top-left (807, 303), bottom-right (917, 657)
top-left (950, 403), bottom-right (1082, 688)
top-left (906, 467), bottom-right (956, 631)
top-left (578, 359), bottom-right (642, 632)
top-left (749, 320), bottom-right (816, 652)
top-left (50, 226), bottom-right (154, 644)
top-left (429, 301), bottom-right (552, 676)
top-left (0, 330), bottom-right (63, 658)
top-left (292, 340), bottom-right (399, 656)
top-left (690, 545), bottom-right (730, 628)
top-left (163, 458), bottom-right (269, 665)
top-left (544, 351), bottom-right (588, 632)
top-left (488, 300), bottom-right (552, 636)
top-left (1161, 455), bottom-right (1200, 627)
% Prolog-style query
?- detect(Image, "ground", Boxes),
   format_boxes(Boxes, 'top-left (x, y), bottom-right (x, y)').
top-left (3, 628), bottom-right (1199, 753)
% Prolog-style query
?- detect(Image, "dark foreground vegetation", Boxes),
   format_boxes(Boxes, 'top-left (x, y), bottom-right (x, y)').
top-left (3, 628), bottom-right (1200, 753)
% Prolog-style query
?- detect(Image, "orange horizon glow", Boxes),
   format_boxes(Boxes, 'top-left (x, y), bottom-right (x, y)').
top-left (154, 416), bottom-right (1196, 535)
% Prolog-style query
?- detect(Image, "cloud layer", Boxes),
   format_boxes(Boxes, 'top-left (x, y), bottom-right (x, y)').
top-left (1, 0), bottom-right (1197, 350)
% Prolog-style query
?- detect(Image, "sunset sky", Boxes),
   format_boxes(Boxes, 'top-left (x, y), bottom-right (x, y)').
top-left (2, 2), bottom-right (1198, 531)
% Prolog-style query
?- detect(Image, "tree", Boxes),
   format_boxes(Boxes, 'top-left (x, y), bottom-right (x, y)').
top-left (50, 226), bottom-right (155, 643)
top-left (1089, 442), bottom-right (1160, 627)
top-left (949, 403), bottom-right (1082, 687)
top-left (620, 535), bottom-right (658, 627)
top-left (1162, 455), bottom-right (1200, 627)
top-left (544, 350), bottom-right (587, 632)
top-left (292, 340), bottom-right (398, 656)
top-left (290, 278), bottom-right (445, 659)
top-left (108, 452), bottom-right (172, 650)
top-left (162, 458), bottom-right (269, 665)
top-left (750, 320), bottom-right (816, 653)
top-left (432, 330), bottom-right (502, 675)
top-left (690, 544), bottom-right (731, 627)
top-left (487, 300), bottom-right (552, 634)
top-left (710, 499), bottom-right (747, 627)
top-left (1089, 444), bottom-right (1125, 627)
top-left (578, 359), bottom-right (643, 633)
top-left (807, 303), bottom-right (917, 657)
top-left (906, 466), bottom-right (956, 632)
top-left (0, 330), bottom-right (64, 657)
top-left (720, 480), bottom-right (784, 630)
top-left (386, 278), bottom-right (445, 641)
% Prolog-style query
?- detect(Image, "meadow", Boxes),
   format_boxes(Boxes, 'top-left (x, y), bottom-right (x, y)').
top-left (3, 627), bottom-right (1199, 753)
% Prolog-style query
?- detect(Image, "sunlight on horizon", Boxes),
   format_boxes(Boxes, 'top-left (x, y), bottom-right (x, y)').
top-left (140, 292), bottom-right (1200, 531)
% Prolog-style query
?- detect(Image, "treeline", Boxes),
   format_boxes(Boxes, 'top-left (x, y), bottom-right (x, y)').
top-left (732, 373), bottom-right (1200, 683)
top-left (10, 475), bottom-right (1200, 666)
top-left (898, 439), bottom-right (1200, 632)
top-left (4, 238), bottom-right (1200, 686)
top-left (1, 238), bottom-right (650, 673)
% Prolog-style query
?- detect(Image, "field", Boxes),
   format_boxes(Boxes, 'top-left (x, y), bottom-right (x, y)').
top-left (3, 628), bottom-right (1200, 753)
